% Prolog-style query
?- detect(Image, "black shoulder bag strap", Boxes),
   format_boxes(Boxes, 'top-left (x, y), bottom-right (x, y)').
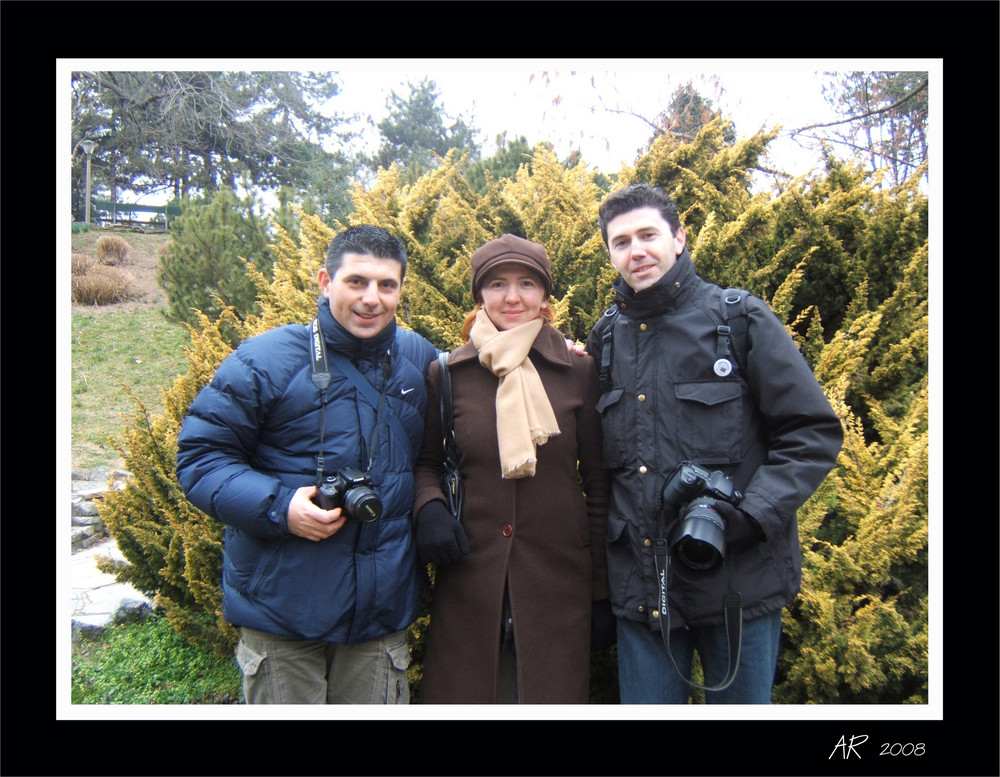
top-left (597, 304), bottom-right (619, 393)
top-left (713, 288), bottom-right (749, 377)
top-left (437, 351), bottom-right (464, 521)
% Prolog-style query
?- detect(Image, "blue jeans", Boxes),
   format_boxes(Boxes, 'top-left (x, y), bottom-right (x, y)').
top-left (617, 609), bottom-right (783, 704)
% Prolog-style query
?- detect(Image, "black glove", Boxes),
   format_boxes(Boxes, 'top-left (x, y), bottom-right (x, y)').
top-left (415, 500), bottom-right (469, 566)
top-left (590, 599), bottom-right (617, 651)
top-left (715, 501), bottom-right (765, 552)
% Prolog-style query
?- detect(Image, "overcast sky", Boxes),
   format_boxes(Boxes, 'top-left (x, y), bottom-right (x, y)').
top-left (63, 58), bottom-right (941, 187)
top-left (331, 60), bottom-right (844, 176)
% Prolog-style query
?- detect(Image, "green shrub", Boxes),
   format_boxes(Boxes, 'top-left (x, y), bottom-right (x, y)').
top-left (71, 265), bottom-right (134, 305)
top-left (158, 189), bottom-right (275, 329)
top-left (98, 307), bottom-right (252, 657)
top-left (71, 614), bottom-right (242, 704)
top-left (95, 234), bottom-right (130, 265)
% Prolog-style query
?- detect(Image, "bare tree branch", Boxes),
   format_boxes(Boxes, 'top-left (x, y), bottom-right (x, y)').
top-left (787, 79), bottom-right (928, 135)
top-left (596, 97), bottom-right (697, 143)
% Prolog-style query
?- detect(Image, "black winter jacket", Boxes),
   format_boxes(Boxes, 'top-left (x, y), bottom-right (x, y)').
top-left (176, 299), bottom-right (438, 644)
top-left (584, 251), bottom-right (843, 629)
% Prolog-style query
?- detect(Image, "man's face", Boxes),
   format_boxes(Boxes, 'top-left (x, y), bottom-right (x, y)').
top-left (318, 252), bottom-right (402, 339)
top-left (605, 206), bottom-right (686, 292)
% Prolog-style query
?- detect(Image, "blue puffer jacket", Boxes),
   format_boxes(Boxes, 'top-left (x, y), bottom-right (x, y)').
top-left (176, 298), bottom-right (438, 644)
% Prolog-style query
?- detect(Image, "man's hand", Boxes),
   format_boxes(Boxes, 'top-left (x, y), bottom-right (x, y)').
top-left (287, 485), bottom-right (347, 541)
top-left (565, 338), bottom-right (587, 356)
top-left (715, 501), bottom-right (765, 551)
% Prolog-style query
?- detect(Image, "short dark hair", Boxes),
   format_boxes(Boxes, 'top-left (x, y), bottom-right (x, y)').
top-left (325, 224), bottom-right (407, 280)
top-left (598, 184), bottom-right (682, 245)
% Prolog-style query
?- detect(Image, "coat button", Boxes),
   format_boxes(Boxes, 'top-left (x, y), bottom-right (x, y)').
top-left (639, 465), bottom-right (647, 474)
top-left (637, 393), bottom-right (646, 402)
top-left (639, 323), bottom-right (647, 331)
top-left (502, 524), bottom-right (513, 537)
top-left (652, 610), bottom-right (661, 619)
top-left (643, 538), bottom-right (652, 547)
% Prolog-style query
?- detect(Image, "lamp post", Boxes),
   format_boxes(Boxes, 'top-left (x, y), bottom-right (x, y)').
top-left (80, 140), bottom-right (97, 224)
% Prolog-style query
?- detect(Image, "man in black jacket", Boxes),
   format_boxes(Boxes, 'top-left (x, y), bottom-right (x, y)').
top-left (585, 184), bottom-right (843, 703)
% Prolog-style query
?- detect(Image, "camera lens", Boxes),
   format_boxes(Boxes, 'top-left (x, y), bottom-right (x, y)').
top-left (676, 537), bottom-right (720, 570)
top-left (344, 486), bottom-right (382, 523)
top-left (672, 498), bottom-right (726, 571)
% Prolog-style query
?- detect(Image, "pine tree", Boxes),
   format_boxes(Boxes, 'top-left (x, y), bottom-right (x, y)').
top-left (464, 133), bottom-right (535, 195)
top-left (98, 308), bottom-right (251, 655)
top-left (158, 188), bottom-right (275, 330)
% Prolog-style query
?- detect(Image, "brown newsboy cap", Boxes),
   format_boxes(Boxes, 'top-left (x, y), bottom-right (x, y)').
top-left (470, 234), bottom-right (553, 298)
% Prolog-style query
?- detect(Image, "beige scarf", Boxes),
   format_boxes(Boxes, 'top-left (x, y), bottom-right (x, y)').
top-left (470, 309), bottom-right (560, 478)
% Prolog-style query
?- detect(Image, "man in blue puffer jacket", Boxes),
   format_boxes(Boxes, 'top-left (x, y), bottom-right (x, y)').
top-left (176, 224), bottom-right (438, 704)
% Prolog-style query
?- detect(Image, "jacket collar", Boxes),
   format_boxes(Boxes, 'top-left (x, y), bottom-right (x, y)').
top-left (316, 297), bottom-right (396, 361)
top-left (448, 321), bottom-right (573, 368)
top-left (612, 248), bottom-right (698, 320)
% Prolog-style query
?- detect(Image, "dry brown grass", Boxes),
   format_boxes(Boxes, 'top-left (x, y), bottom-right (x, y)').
top-left (72, 264), bottom-right (135, 305)
top-left (72, 253), bottom-right (95, 275)
top-left (96, 234), bottom-right (131, 265)
top-left (71, 229), bottom-right (169, 314)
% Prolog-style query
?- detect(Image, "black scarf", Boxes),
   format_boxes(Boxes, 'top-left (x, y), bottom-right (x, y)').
top-left (316, 296), bottom-right (396, 370)
top-left (612, 248), bottom-right (698, 320)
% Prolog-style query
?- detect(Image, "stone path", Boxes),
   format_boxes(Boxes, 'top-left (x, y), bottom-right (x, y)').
top-left (70, 537), bottom-right (152, 629)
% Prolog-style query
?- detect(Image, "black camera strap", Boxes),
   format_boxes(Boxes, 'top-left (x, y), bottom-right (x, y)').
top-left (653, 532), bottom-right (743, 693)
top-left (311, 317), bottom-right (402, 480)
top-left (311, 318), bottom-right (332, 484)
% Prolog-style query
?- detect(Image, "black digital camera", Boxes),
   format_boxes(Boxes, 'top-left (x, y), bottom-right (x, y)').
top-left (316, 467), bottom-right (382, 523)
top-left (661, 462), bottom-right (743, 572)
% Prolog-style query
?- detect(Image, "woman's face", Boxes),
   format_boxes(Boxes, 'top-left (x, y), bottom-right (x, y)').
top-left (479, 263), bottom-right (548, 331)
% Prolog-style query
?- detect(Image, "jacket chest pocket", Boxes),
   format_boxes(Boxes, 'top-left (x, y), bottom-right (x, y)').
top-left (673, 380), bottom-right (743, 467)
top-left (596, 387), bottom-right (631, 469)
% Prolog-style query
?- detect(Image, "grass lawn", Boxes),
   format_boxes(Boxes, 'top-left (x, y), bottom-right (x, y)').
top-left (70, 308), bottom-right (189, 472)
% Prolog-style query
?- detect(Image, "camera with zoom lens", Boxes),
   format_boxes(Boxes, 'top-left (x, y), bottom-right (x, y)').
top-left (661, 462), bottom-right (743, 573)
top-left (316, 467), bottom-right (382, 523)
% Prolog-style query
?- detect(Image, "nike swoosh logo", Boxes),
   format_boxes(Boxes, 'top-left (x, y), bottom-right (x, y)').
top-left (401, 388), bottom-right (415, 395)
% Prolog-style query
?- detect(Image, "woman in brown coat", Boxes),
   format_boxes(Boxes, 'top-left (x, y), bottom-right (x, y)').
top-left (412, 234), bottom-right (611, 704)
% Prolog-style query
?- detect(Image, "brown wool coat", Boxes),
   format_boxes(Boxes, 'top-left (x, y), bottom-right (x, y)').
top-left (413, 324), bottom-right (610, 704)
